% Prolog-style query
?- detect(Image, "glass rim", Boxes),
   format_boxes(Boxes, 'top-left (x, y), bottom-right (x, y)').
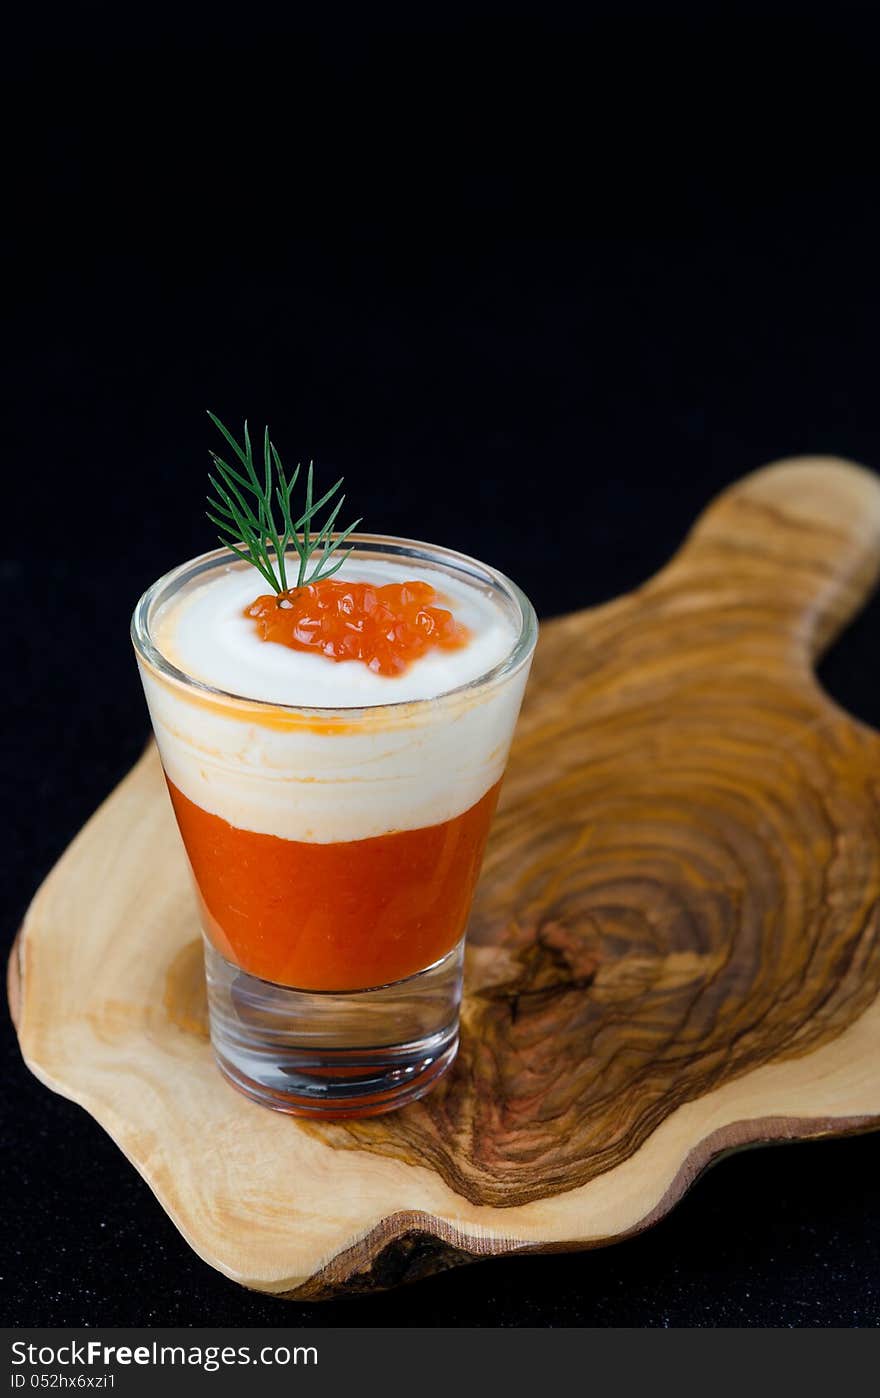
top-left (131, 532), bottom-right (539, 717)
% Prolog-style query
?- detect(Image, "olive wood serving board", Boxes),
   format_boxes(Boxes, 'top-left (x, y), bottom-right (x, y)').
top-left (10, 456), bottom-right (880, 1299)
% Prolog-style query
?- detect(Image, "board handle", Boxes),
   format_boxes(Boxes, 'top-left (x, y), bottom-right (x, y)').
top-left (659, 456), bottom-right (880, 660)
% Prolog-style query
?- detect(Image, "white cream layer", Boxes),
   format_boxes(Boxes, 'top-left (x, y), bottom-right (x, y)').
top-left (153, 557), bottom-right (517, 706)
top-left (139, 556), bottom-right (531, 844)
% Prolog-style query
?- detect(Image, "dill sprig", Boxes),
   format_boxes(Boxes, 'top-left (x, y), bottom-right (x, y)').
top-left (205, 411), bottom-right (361, 593)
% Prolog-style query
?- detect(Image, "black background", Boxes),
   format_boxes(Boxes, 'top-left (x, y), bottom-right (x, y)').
top-left (4, 3), bottom-right (880, 1326)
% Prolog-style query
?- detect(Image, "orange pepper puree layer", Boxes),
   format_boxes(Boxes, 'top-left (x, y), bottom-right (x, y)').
top-left (167, 778), bottom-right (501, 991)
top-left (245, 577), bottom-right (470, 676)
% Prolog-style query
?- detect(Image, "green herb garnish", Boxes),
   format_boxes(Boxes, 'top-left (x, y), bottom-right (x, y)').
top-left (205, 411), bottom-right (362, 594)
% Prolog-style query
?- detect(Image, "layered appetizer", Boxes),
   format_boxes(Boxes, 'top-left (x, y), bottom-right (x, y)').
top-left (132, 415), bottom-right (536, 1114)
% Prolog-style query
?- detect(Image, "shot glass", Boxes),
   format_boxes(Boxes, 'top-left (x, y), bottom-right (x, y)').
top-left (132, 536), bottom-right (537, 1117)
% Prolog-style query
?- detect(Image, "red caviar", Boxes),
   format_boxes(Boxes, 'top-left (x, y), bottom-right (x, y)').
top-left (245, 577), bottom-right (470, 675)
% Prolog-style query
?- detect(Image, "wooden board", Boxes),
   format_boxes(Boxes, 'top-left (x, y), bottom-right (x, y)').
top-left (10, 455), bottom-right (880, 1299)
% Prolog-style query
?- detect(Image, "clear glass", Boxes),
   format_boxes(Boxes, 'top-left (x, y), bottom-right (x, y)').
top-left (132, 534), bottom-right (537, 1117)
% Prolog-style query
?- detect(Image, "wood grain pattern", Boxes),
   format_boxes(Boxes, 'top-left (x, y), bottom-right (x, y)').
top-left (10, 456), bottom-right (880, 1296)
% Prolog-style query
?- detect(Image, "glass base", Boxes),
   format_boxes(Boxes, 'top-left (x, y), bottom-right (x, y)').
top-left (203, 938), bottom-right (464, 1118)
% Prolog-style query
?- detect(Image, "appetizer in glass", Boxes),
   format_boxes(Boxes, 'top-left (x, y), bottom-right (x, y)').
top-left (132, 416), bottom-right (536, 1116)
